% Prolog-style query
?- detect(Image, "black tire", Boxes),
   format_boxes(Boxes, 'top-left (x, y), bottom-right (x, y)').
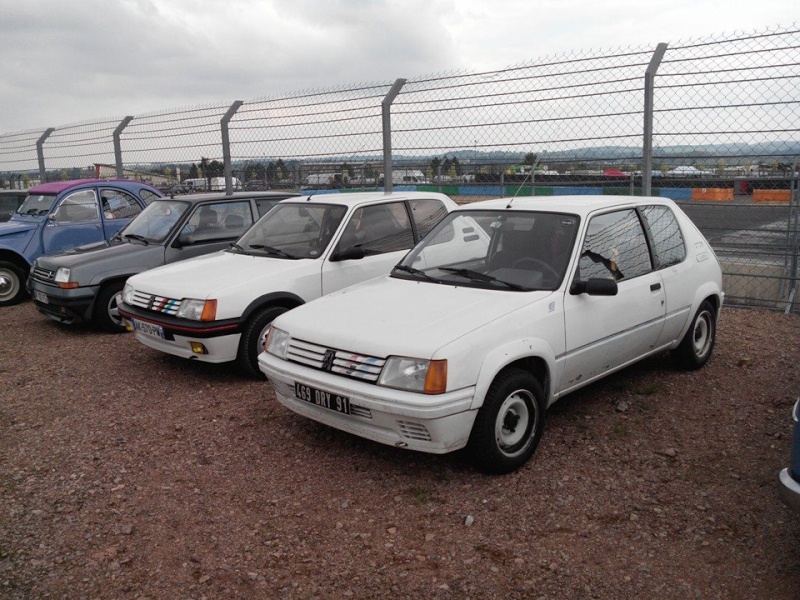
top-left (673, 300), bottom-right (716, 371)
top-left (237, 305), bottom-right (288, 378)
top-left (0, 261), bottom-right (27, 306)
top-left (94, 281), bottom-right (126, 333)
top-left (466, 368), bottom-right (546, 474)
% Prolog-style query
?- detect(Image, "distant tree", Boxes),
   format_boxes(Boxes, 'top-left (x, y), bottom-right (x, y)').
top-left (276, 159), bottom-right (287, 181)
top-left (341, 163), bottom-right (354, 177)
top-left (266, 161), bottom-right (278, 183)
top-left (206, 160), bottom-right (224, 178)
top-left (451, 156), bottom-right (461, 175)
top-left (188, 163), bottom-right (198, 179)
top-left (523, 152), bottom-right (538, 167)
top-left (429, 157), bottom-right (442, 175)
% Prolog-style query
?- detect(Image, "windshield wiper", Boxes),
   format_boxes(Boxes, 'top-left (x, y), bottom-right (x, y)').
top-left (393, 264), bottom-right (440, 283)
top-left (248, 244), bottom-right (298, 259)
top-left (438, 267), bottom-right (528, 290)
top-left (123, 233), bottom-right (150, 245)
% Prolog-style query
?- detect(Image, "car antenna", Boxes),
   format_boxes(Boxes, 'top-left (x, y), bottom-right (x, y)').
top-left (507, 155), bottom-right (541, 208)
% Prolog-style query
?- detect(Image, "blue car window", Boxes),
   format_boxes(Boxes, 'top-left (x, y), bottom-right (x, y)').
top-left (54, 189), bottom-right (99, 223)
top-left (101, 189), bottom-right (143, 220)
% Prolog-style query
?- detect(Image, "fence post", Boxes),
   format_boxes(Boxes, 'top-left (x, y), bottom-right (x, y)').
top-left (113, 116), bottom-right (134, 178)
top-left (643, 43), bottom-right (668, 197)
top-left (221, 101), bottom-right (244, 194)
top-left (382, 79), bottom-right (407, 194)
top-left (786, 159), bottom-right (800, 314)
top-left (36, 128), bottom-right (55, 183)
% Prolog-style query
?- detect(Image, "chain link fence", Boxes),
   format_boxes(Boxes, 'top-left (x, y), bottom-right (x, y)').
top-left (0, 25), bottom-right (798, 311)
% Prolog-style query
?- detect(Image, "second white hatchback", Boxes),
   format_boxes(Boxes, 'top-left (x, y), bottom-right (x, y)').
top-left (119, 191), bottom-right (457, 376)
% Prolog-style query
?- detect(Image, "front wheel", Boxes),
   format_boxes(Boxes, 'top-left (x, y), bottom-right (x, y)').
top-left (0, 261), bottom-right (27, 306)
top-left (466, 369), bottom-right (545, 474)
top-left (237, 305), bottom-right (288, 378)
top-left (673, 300), bottom-right (716, 370)
top-left (94, 281), bottom-right (126, 333)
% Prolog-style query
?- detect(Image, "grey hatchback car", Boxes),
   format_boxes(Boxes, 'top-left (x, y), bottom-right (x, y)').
top-left (27, 191), bottom-right (297, 332)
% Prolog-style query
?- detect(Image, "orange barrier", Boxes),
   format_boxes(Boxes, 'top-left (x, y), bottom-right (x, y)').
top-left (753, 189), bottom-right (791, 203)
top-left (691, 188), bottom-right (733, 201)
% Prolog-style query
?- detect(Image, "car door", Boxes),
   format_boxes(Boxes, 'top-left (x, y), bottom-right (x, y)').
top-left (40, 188), bottom-right (104, 255)
top-left (560, 208), bottom-right (665, 393)
top-left (321, 201), bottom-right (416, 295)
top-left (99, 187), bottom-right (145, 239)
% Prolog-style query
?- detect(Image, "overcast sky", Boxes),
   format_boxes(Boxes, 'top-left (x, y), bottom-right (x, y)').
top-left (1, 0), bottom-right (797, 134)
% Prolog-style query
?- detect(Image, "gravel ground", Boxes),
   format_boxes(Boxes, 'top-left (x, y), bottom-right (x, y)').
top-left (1, 300), bottom-right (800, 599)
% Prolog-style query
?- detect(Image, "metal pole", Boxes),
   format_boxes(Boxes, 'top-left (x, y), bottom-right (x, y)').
top-left (36, 128), bottom-right (55, 183)
top-left (643, 43), bottom-right (668, 197)
top-left (221, 101), bottom-right (244, 195)
top-left (786, 158), bottom-right (800, 314)
top-left (113, 116), bottom-right (134, 178)
top-left (382, 79), bottom-right (407, 194)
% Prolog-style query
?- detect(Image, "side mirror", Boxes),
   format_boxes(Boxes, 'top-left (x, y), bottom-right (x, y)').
top-left (570, 277), bottom-right (618, 296)
top-left (331, 245), bottom-right (366, 262)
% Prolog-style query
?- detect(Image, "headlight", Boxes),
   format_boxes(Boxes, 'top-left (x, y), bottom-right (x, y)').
top-left (265, 326), bottom-right (290, 358)
top-left (54, 267), bottom-right (71, 283)
top-left (122, 283), bottom-right (135, 305)
top-left (378, 357), bottom-right (447, 394)
top-left (176, 298), bottom-right (217, 321)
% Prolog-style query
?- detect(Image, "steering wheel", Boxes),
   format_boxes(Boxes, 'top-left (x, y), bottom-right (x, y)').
top-left (512, 257), bottom-right (560, 281)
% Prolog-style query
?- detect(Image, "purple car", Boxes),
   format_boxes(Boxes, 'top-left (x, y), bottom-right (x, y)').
top-left (0, 179), bottom-right (162, 306)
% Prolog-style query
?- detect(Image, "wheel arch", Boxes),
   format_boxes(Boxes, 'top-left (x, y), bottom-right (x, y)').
top-left (240, 291), bottom-right (305, 323)
top-left (0, 248), bottom-right (31, 273)
top-left (472, 340), bottom-right (555, 412)
top-left (91, 276), bottom-right (130, 313)
top-left (675, 284), bottom-right (722, 343)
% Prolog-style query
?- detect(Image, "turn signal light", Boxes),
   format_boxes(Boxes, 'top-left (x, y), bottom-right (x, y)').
top-left (200, 300), bottom-right (217, 322)
top-left (423, 360), bottom-right (448, 394)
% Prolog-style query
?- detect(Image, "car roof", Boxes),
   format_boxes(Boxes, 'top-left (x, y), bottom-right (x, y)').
top-left (282, 190), bottom-right (454, 206)
top-left (455, 195), bottom-right (675, 218)
top-left (156, 191), bottom-right (301, 205)
top-left (28, 179), bottom-right (155, 194)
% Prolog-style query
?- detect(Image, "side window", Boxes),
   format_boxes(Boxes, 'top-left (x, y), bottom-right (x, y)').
top-left (101, 189), bottom-right (143, 220)
top-left (54, 189), bottom-right (99, 223)
top-left (256, 198), bottom-right (279, 217)
top-left (184, 201), bottom-right (253, 238)
top-left (407, 198), bottom-right (449, 240)
top-left (139, 189), bottom-right (160, 205)
top-left (215, 201), bottom-right (254, 236)
top-left (641, 205), bottom-right (686, 268)
top-left (578, 210), bottom-right (651, 281)
top-left (338, 202), bottom-right (414, 255)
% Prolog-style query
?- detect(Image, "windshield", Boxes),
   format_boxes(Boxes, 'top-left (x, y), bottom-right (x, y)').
top-left (394, 210), bottom-right (580, 291)
top-left (120, 199), bottom-right (190, 243)
top-left (16, 193), bottom-right (57, 216)
top-left (234, 203), bottom-right (347, 259)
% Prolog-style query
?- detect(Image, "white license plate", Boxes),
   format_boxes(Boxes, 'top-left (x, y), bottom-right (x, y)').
top-left (33, 291), bottom-right (49, 304)
top-left (294, 382), bottom-right (351, 415)
top-left (131, 318), bottom-right (165, 339)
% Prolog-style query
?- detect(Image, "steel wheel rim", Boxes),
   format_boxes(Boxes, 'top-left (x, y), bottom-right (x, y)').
top-left (693, 310), bottom-right (713, 357)
top-left (107, 292), bottom-right (122, 326)
top-left (495, 389), bottom-right (535, 456)
top-left (0, 270), bottom-right (19, 303)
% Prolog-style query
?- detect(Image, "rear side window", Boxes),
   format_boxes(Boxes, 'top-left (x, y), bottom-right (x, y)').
top-left (578, 209), bottom-right (652, 281)
top-left (139, 189), bottom-right (160, 204)
top-left (101, 189), bottom-right (143, 220)
top-left (641, 205), bottom-right (686, 268)
top-left (408, 198), bottom-right (449, 239)
top-left (256, 198), bottom-right (279, 216)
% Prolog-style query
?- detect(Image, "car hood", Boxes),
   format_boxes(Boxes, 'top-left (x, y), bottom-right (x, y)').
top-left (275, 276), bottom-right (554, 359)
top-left (127, 251), bottom-right (313, 299)
top-left (35, 240), bottom-right (157, 270)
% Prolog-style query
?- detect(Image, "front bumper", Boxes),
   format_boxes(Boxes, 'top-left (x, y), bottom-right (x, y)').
top-left (119, 302), bottom-right (241, 363)
top-left (27, 278), bottom-right (98, 325)
top-left (259, 351), bottom-right (477, 454)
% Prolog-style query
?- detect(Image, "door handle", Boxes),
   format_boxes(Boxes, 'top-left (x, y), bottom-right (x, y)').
top-left (650, 283), bottom-right (662, 291)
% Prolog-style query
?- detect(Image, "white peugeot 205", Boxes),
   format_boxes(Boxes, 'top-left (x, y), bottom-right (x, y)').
top-left (260, 195), bottom-right (724, 474)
